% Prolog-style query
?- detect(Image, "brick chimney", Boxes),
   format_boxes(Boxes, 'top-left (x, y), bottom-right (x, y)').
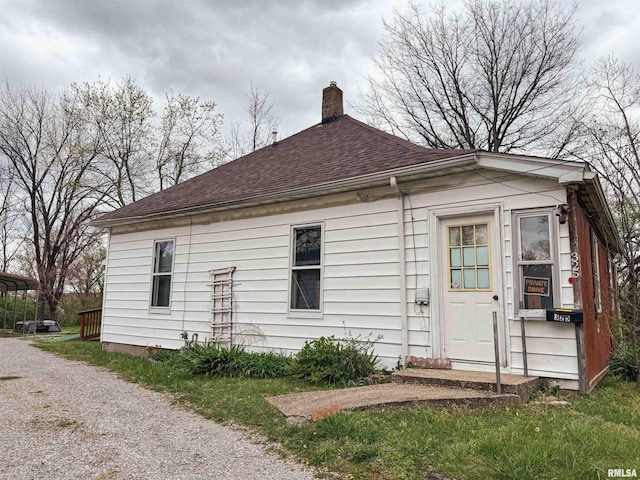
top-left (322, 81), bottom-right (343, 124)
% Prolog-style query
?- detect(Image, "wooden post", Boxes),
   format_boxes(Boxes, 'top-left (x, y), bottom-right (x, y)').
top-left (493, 311), bottom-right (502, 394)
top-left (567, 185), bottom-right (588, 394)
top-left (575, 324), bottom-right (588, 394)
top-left (520, 316), bottom-right (529, 377)
top-left (3, 291), bottom-right (7, 332)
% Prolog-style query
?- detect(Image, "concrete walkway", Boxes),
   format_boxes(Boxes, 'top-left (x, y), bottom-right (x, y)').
top-left (267, 382), bottom-right (520, 421)
top-left (392, 368), bottom-right (540, 399)
top-left (0, 338), bottom-right (315, 480)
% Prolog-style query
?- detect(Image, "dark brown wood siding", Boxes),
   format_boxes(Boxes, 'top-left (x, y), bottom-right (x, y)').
top-left (573, 198), bottom-right (616, 389)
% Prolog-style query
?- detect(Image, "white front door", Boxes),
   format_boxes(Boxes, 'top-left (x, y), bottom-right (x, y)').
top-left (441, 214), bottom-right (501, 363)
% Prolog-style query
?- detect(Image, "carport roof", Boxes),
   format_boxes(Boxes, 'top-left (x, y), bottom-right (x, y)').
top-left (0, 272), bottom-right (39, 292)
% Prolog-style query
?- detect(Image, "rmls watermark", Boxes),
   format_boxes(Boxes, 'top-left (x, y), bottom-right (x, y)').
top-left (608, 469), bottom-right (637, 478)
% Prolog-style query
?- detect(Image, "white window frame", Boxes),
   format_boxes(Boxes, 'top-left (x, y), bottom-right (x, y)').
top-left (592, 232), bottom-right (602, 314)
top-left (149, 238), bottom-right (175, 311)
top-left (288, 223), bottom-right (323, 318)
top-left (608, 252), bottom-right (616, 314)
top-left (514, 209), bottom-right (560, 315)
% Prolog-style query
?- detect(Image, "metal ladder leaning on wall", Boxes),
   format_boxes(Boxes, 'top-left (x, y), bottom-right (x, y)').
top-left (210, 267), bottom-right (236, 348)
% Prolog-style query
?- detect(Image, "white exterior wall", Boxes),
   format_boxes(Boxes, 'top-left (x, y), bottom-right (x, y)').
top-left (103, 199), bottom-right (404, 367)
top-left (102, 169), bottom-right (579, 379)
top-left (401, 170), bottom-right (577, 380)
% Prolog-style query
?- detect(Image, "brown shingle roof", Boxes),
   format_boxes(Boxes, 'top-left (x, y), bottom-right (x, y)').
top-left (95, 115), bottom-right (476, 223)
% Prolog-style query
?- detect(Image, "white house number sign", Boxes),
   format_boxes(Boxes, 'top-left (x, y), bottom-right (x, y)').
top-left (570, 252), bottom-right (580, 278)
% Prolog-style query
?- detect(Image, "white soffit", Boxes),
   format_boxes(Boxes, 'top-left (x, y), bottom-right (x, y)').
top-left (476, 153), bottom-right (586, 182)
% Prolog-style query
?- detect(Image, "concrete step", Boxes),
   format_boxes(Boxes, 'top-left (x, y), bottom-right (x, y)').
top-left (266, 383), bottom-right (522, 422)
top-left (392, 368), bottom-right (540, 401)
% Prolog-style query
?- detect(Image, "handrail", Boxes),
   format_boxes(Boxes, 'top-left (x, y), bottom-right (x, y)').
top-left (79, 308), bottom-right (102, 341)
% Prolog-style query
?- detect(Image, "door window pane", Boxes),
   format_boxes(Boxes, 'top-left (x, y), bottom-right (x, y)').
top-left (477, 268), bottom-right (490, 289)
top-left (463, 269), bottom-right (476, 289)
top-left (463, 247), bottom-right (475, 266)
top-left (475, 224), bottom-right (488, 245)
top-left (451, 269), bottom-right (462, 289)
top-left (449, 227), bottom-right (461, 246)
top-left (476, 246), bottom-right (489, 266)
top-left (450, 248), bottom-right (461, 267)
top-left (462, 225), bottom-right (475, 245)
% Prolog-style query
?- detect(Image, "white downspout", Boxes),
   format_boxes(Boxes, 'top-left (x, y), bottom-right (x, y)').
top-left (390, 176), bottom-right (408, 365)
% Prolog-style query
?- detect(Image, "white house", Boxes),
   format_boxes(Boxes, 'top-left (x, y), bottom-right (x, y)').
top-left (94, 83), bottom-right (620, 392)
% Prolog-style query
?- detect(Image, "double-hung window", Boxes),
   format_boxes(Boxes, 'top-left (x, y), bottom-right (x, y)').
top-left (151, 240), bottom-right (174, 308)
top-left (290, 225), bottom-right (322, 311)
top-left (516, 212), bottom-right (556, 310)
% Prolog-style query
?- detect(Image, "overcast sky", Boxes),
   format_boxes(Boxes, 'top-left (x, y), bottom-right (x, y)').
top-left (1, 0), bottom-right (639, 139)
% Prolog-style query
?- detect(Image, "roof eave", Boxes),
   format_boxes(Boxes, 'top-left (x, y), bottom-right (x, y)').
top-left (91, 153), bottom-right (478, 228)
top-left (582, 175), bottom-right (623, 253)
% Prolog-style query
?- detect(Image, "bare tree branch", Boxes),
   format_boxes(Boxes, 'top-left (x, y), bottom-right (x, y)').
top-left (357, 0), bottom-right (582, 155)
top-left (227, 83), bottom-right (277, 157)
top-left (156, 92), bottom-right (224, 190)
top-left (580, 55), bottom-right (640, 386)
top-left (0, 84), bottom-right (107, 319)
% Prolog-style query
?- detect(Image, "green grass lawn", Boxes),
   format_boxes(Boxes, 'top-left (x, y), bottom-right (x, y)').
top-left (35, 340), bottom-right (640, 480)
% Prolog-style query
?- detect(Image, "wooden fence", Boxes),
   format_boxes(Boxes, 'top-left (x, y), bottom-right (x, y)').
top-left (79, 308), bottom-right (102, 341)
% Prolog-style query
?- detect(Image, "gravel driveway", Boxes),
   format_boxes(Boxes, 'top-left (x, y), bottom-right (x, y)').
top-left (0, 338), bottom-right (316, 480)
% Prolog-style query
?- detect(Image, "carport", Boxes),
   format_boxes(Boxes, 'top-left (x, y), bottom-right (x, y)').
top-left (0, 272), bottom-right (40, 333)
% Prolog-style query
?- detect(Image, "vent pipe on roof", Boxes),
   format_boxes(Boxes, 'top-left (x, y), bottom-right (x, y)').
top-left (271, 127), bottom-right (278, 145)
top-left (322, 81), bottom-right (343, 124)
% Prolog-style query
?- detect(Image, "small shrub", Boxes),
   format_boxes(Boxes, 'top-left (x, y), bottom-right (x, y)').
top-left (290, 335), bottom-right (379, 385)
top-left (174, 343), bottom-right (293, 379)
top-left (609, 339), bottom-right (639, 382)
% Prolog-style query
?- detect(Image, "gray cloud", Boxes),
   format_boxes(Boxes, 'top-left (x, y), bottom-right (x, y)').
top-left (1, 0), bottom-right (638, 138)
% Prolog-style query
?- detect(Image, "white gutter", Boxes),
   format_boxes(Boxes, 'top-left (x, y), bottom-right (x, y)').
top-left (92, 154), bottom-right (478, 228)
top-left (390, 176), bottom-right (409, 365)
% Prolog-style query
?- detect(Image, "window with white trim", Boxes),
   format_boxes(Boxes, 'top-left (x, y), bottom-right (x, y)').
top-left (516, 212), bottom-right (556, 310)
top-left (290, 226), bottom-right (322, 310)
top-left (608, 253), bottom-right (616, 313)
top-left (592, 232), bottom-right (602, 313)
top-left (151, 240), bottom-right (174, 307)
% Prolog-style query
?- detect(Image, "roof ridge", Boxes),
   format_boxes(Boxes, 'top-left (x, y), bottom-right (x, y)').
top-left (341, 115), bottom-right (424, 153)
top-left (341, 115), bottom-right (476, 155)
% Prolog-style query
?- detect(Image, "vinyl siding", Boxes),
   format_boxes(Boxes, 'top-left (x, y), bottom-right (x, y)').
top-left (102, 169), bottom-right (580, 379)
top-left (103, 199), bottom-right (404, 366)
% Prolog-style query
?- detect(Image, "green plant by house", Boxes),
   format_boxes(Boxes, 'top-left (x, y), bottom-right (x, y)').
top-left (174, 343), bottom-right (293, 379)
top-left (609, 333), bottom-right (640, 382)
top-left (289, 335), bottom-right (379, 385)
